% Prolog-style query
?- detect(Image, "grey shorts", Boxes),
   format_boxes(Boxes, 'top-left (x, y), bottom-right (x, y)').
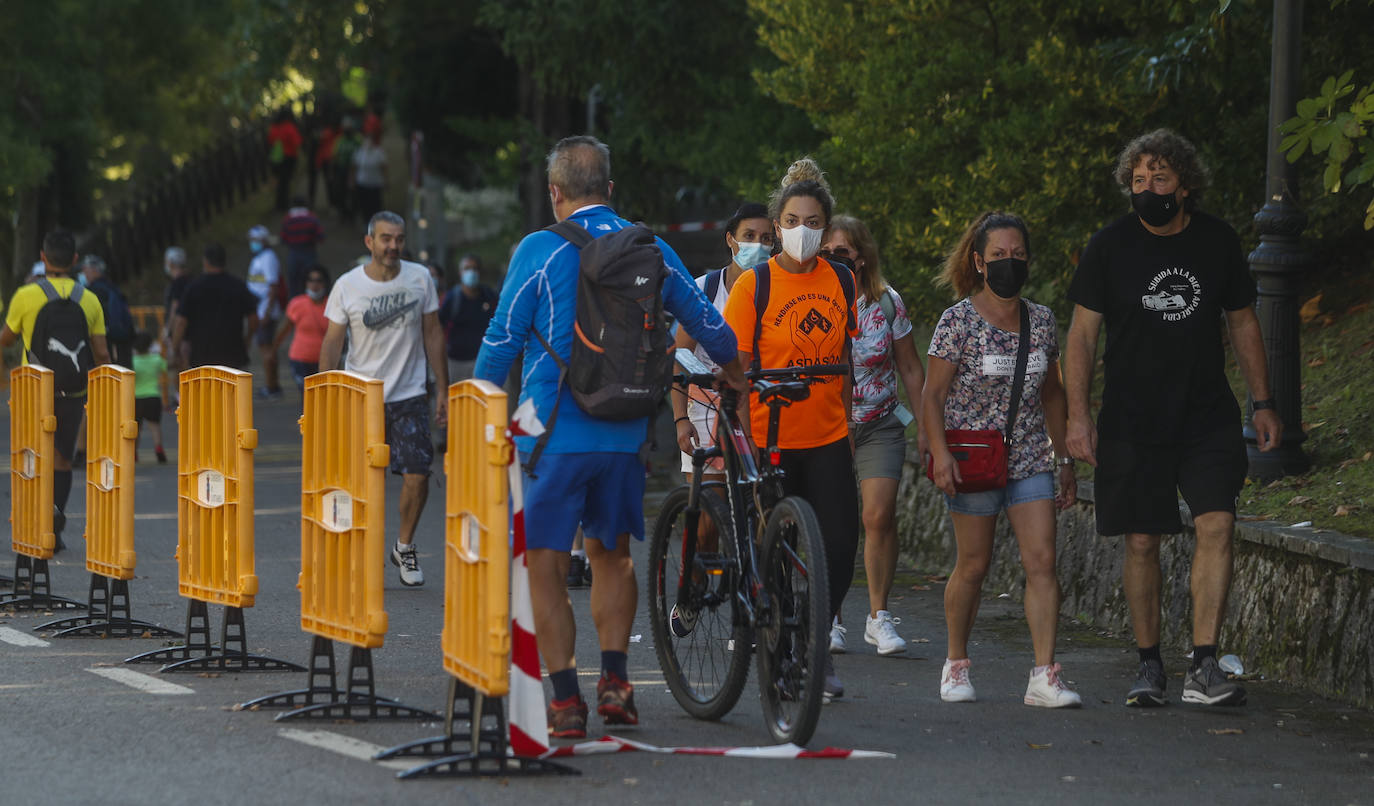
top-left (852, 411), bottom-right (908, 481)
top-left (384, 394), bottom-right (434, 476)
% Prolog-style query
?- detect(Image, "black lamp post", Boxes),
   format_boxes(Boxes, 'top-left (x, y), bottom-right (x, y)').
top-left (1246, 0), bottom-right (1311, 479)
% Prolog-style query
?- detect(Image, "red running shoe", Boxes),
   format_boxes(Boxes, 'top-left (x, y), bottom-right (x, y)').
top-left (596, 673), bottom-right (639, 725)
top-left (547, 695), bottom-right (588, 739)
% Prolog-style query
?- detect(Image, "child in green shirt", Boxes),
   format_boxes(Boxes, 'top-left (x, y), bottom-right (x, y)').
top-left (132, 331), bottom-right (169, 463)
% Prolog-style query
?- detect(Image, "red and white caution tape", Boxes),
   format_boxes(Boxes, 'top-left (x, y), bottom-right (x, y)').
top-left (541, 735), bottom-right (895, 760)
top-left (507, 400), bottom-right (548, 757)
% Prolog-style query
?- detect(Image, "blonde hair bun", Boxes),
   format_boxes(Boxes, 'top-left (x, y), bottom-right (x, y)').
top-left (781, 156), bottom-right (830, 193)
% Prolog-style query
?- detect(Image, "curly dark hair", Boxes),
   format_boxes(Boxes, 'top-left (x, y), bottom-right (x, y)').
top-left (1113, 128), bottom-right (1209, 207)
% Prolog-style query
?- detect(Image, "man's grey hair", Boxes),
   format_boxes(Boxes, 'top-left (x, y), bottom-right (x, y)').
top-left (164, 246), bottom-right (186, 267)
top-left (546, 135), bottom-right (611, 201)
top-left (367, 210), bottom-right (406, 237)
top-left (78, 254), bottom-right (107, 275)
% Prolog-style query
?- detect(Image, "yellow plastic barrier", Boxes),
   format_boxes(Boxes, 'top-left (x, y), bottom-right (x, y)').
top-left (9, 366), bottom-right (56, 558)
top-left (298, 370), bottom-right (389, 649)
top-left (129, 305), bottom-right (165, 337)
top-left (85, 365), bottom-right (138, 580)
top-left (177, 366), bottom-right (258, 607)
top-left (442, 380), bottom-right (512, 696)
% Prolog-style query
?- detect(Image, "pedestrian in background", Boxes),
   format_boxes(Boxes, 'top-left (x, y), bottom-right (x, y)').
top-left (267, 109), bottom-right (302, 212)
top-left (924, 211), bottom-right (1081, 709)
top-left (172, 243), bottom-right (259, 370)
top-left (438, 253), bottom-right (497, 384)
top-left (351, 130), bottom-right (387, 225)
top-left (280, 196), bottom-right (325, 299)
top-left (821, 215), bottom-right (926, 659)
top-left (79, 254), bottom-right (135, 368)
top-left (273, 266), bottom-right (331, 396)
top-left (132, 330), bottom-right (169, 464)
top-left (246, 225), bottom-right (285, 398)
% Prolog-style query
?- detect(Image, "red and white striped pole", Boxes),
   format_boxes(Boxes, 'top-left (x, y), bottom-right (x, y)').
top-left (507, 401), bottom-right (548, 756)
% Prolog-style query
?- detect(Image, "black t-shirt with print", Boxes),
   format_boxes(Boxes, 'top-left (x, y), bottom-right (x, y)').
top-left (1068, 211), bottom-right (1255, 444)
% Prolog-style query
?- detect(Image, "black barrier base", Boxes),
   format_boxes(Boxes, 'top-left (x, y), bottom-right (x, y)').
top-left (1, 573), bottom-right (12, 588)
top-left (0, 555), bottom-right (87, 612)
top-left (35, 574), bottom-right (183, 638)
top-left (380, 678), bottom-right (577, 779)
top-left (124, 598), bottom-right (217, 664)
top-left (160, 603), bottom-right (304, 673)
top-left (240, 637), bottom-right (439, 721)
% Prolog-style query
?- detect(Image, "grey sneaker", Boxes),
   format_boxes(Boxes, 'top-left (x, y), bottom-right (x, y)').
top-left (390, 542), bottom-right (424, 587)
top-left (822, 654), bottom-right (844, 703)
top-left (1125, 659), bottom-right (1167, 707)
top-left (1182, 656), bottom-right (1247, 706)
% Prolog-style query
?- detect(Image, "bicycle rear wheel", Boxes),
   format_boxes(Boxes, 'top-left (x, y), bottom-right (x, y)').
top-left (648, 485), bottom-right (751, 721)
top-left (755, 495), bottom-right (829, 746)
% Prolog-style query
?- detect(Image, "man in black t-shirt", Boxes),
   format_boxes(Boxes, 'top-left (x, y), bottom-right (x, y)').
top-left (437, 253), bottom-right (498, 382)
top-left (1064, 129), bottom-right (1282, 710)
top-left (170, 243), bottom-right (260, 370)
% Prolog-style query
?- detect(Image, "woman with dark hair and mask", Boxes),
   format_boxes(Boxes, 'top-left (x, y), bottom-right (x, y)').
top-left (722, 158), bottom-right (858, 703)
top-left (923, 211), bottom-right (1081, 709)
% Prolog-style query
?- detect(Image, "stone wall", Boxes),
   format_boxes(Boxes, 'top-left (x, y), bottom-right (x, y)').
top-left (894, 455), bottom-right (1374, 707)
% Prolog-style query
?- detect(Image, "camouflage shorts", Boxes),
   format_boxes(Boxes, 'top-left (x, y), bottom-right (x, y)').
top-left (384, 394), bottom-right (434, 476)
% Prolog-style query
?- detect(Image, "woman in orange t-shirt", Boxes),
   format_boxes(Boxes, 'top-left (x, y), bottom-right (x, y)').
top-left (722, 157), bottom-right (858, 702)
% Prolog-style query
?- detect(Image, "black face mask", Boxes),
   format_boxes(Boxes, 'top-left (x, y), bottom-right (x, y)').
top-left (983, 257), bottom-right (1028, 299)
top-left (1131, 189), bottom-right (1181, 227)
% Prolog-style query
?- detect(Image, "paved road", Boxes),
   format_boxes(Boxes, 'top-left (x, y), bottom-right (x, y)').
top-left (3, 388), bottom-right (1373, 806)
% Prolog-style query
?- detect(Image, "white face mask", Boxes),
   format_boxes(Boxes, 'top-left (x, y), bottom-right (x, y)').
top-left (779, 223), bottom-right (823, 262)
top-left (733, 241), bottom-right (771, 270)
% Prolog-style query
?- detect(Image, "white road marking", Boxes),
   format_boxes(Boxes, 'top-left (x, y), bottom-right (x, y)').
top-left (86, 667), bottom-right (194, 695)
top-left (277, 728), bottom-right (413, 771)
top-left (0, 626), bottom-right (51, 647)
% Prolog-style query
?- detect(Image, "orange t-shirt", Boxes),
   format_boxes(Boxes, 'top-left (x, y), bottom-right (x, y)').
top-left (723, 257), bottom-right (857, 449)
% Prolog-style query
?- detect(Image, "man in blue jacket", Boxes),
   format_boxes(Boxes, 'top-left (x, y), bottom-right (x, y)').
top-left (476, 135), bottom-right (744, 739)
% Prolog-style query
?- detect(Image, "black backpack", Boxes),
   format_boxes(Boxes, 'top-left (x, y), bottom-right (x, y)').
top-left (529, 220), bottom-right (674, 471)
top-left (27, 278), bottom-right (95, 396)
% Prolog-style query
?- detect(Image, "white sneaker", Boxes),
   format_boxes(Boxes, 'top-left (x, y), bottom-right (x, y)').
top-left (829, 617), bottom-right (847, 654)
top-left (390, 542), bottom-right (424, 587)
top-left (940, 658), bottom-right (976, 702)
top-left (1024, 662), bottom-right (1082, 708)
top-left (864, 610), bottom-right (907, 655)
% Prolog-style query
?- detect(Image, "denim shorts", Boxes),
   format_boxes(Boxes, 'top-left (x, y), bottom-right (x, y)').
top-left (945, 471), bottom-right (1054, 516)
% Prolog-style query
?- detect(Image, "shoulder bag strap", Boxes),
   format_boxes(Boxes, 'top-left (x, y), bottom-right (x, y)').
top-left (1003, 299), bottom-right (1031, 445)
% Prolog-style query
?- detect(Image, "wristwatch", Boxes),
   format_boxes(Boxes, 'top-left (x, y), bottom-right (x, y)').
top-left (1056, 456), bottom-right (1074, 467)
top-left (1252, 398), bottom-right (1276, 412)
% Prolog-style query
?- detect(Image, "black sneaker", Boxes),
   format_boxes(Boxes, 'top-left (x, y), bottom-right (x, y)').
top-left (53, 507), bottom-right (67, 554)
top-left (1182, 656), bottom-right (1247, 706)
top-left (566, 554), bottom-right (589, 589)
top-left (1125, 659), bottom-right (1167, 707)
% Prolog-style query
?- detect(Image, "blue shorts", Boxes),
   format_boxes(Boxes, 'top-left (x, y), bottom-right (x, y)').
top-left (945, 471), bottom-right (1054, 516)
top-left (519, 452), bottom-right (645, 552)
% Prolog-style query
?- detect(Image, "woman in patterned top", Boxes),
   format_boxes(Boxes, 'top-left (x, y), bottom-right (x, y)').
top-left (923, 211), bottom-right (1081, 709)
top-left (820, 216), bottom-right (926, 659)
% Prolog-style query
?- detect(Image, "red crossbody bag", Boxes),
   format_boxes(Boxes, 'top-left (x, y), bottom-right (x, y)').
top-left (926, 300), bottom-right (1030, 493)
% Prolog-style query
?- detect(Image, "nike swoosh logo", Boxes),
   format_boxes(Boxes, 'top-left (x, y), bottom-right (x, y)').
top-left (362, 299), bottom-right (419, 329)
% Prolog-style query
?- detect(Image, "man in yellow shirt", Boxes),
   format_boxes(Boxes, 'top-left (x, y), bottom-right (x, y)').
top-left (0, 229), bottom-right (110, 552)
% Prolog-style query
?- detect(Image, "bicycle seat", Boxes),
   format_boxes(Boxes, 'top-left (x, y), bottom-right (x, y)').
top-left (754, 379), bottom-right (810, 404)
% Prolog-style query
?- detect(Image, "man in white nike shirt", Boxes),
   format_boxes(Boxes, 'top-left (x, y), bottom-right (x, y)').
top-left (319, 211), bottom-right (448, 586)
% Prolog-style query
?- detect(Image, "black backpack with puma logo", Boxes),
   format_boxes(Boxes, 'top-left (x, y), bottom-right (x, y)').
top-left (27, 278), bottom-right (95, 396)
top-left (529, 220), bottom-right (674, 470)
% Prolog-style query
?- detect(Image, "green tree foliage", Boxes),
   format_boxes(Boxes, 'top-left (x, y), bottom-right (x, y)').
top-left (1282, 70), bottom-right (1374, 229)
top-left (750, 0), bottom-right (1374, 322)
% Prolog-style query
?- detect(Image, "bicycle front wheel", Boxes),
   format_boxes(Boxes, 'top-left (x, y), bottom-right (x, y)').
top-left (755, 495), bottom-right (830, 746)
top-left (647, 485), bottom-right (751, 721)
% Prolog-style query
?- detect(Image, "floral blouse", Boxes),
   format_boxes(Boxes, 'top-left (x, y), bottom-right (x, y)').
top-left (928, 297), bottom-right (1059, 480)
top-left (852, 288), bottom-right (915, 424)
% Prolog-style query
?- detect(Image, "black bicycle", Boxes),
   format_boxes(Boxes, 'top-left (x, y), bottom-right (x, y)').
top-left (648, 349), bottom-right (844, 745)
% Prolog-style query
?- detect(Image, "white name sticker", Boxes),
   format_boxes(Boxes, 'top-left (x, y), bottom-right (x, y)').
top-left (320, 490), bottom-right (353, 532)
top-left (982, 350), bottom-right (1048, 377)
top-left (197, 470), bottom-right (226, 508)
